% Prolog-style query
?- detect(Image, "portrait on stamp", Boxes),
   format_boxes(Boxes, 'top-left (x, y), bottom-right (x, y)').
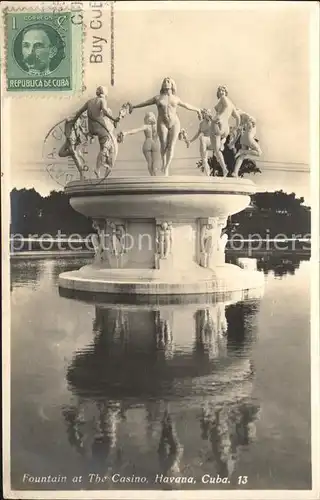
top-left (13, 22), bottom-right (65, 76)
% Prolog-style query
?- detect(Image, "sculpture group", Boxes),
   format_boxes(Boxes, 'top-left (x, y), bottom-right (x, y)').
top-left (59, 78), bottom-right (262, 180)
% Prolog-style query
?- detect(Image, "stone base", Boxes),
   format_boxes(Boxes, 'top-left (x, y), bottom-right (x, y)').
top-left (58, 262), bottom-right (264, 295)
top-left (60, 177), bottom-right (264, 297)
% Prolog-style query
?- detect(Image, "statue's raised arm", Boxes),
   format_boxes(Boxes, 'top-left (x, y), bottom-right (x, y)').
top-left (178, 99), bottom-right (202, 119)
top-left (72, 103), bottom-right (88, 123)
top-left (231, 106), bottom-right (241, 129)
top-left (129, 97), bottom-right (157, 113)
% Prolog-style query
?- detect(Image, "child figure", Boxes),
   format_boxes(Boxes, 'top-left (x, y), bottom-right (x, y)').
top-left (184, 108), bottom-right (214, 176)
top-left (232, 117), bottom-right (262, 177)
top-left (117, 112), bottom-right (160, 176)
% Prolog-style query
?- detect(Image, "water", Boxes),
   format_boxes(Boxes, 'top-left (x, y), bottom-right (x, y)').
top-left (10, 253), bottom-right (311, 491)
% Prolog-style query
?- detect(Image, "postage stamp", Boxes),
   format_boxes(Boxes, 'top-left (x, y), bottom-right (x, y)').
top-left (3, 7), bottom-right (83, 92)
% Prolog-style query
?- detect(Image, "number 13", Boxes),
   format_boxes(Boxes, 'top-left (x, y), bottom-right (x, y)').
top-left (238, 476), bottom-right (248, 485)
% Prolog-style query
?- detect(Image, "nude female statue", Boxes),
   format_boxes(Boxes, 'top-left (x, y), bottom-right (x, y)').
top-left (72, 86), bottom-right (120, 179)
top-left (232, 116), bottom-right (262, 177)
top-left (107, 221), bottom-right (126, 256)
top-left (156, 222), bottom-right (172, 259)
top-left (92, 219), bottom-right (105, 263)
top-left (118, 112), bottom-right (160, 176)
top-left (128, 77), bottom-right (202, 176)
top-left (185, 108), bottom-right (213, 176)
top-left (200, 221), bottom-right (214, 257)
top-left (210, 85), bottom-right (241, 177)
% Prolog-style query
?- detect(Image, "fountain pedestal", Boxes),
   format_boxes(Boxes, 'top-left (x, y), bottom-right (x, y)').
top-left (58, 176), bottom-right (264, 295)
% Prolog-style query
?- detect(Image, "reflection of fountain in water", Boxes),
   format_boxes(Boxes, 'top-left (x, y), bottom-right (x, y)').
top-left (194, 304), bottom-right (228, 360)
top-left (91, 400), bottom-right (123, 474)
top-left (67, 298), bottom-right (260, 397)
top-left (62, 397), bottom-right (125, 482)
top-left (200, 397), bottom-right (260, 477)
top-left (155, 309), bottom-right (174, 360)
top-left (145, 399), bottom-right (163, 439)
top-left (62, 291), bottom-right (263, 487)
top-left (157, 405), bottom-right (184, 484)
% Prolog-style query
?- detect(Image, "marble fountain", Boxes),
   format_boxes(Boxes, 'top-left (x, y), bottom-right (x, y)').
top-left (50, 81), bottom-right (264, 296)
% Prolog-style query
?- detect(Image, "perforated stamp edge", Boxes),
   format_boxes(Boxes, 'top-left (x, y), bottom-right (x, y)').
top-left (1, 1), bottom-right (85, 99)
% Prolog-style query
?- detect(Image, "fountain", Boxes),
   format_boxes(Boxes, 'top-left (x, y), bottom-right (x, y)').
top-left (50, 81), bottom-right (264, 296)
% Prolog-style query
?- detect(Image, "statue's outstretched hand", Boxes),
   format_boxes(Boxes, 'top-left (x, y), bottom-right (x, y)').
top-left (127, 102), bottom-right (133, 114)
top-left (113, 117), bottom-right (120, 128)
top-left (119, 103), bottom-right (130, 119)
top-left (197, 110), bottom-right (202, 120)
top-left (117, 131), bottom-right (125, 143)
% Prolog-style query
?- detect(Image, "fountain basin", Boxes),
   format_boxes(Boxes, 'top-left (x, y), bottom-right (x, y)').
top-left (59, 176), bottom-right (264, 296)
top-left (65, 176), bottom-right (255, 219)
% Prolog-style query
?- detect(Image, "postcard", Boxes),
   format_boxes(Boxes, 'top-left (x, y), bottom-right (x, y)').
top-left (1, 1), bottom-right (319, 499)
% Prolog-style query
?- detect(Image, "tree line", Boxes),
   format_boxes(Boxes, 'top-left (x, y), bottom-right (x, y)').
top-left (230, 190), bottom-right (311, 238)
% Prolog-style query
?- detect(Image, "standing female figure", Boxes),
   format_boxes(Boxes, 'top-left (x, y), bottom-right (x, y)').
top-left (128, 77), bottom-right (202, 176)
top-left (118, 112), bottom-right (159, 176)
top-left (210, 85), bottom-right (241, 177)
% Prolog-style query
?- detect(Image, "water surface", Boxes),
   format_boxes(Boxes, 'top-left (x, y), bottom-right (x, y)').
top-left (10, 253), bottom-right (311, 491)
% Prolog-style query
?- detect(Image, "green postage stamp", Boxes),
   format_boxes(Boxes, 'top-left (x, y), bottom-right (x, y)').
top-left (4, 9), bottom-right (83, 92)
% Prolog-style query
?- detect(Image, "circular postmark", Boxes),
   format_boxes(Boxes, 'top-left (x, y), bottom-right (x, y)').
top-left (43, 115), bottom-right (119, 188)
top-left (43, 103), bottom-right (124, 187)
top-left (13, 22), bottom-right (65, 76)
top-left (43, 117), bottom-right (90, 188)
